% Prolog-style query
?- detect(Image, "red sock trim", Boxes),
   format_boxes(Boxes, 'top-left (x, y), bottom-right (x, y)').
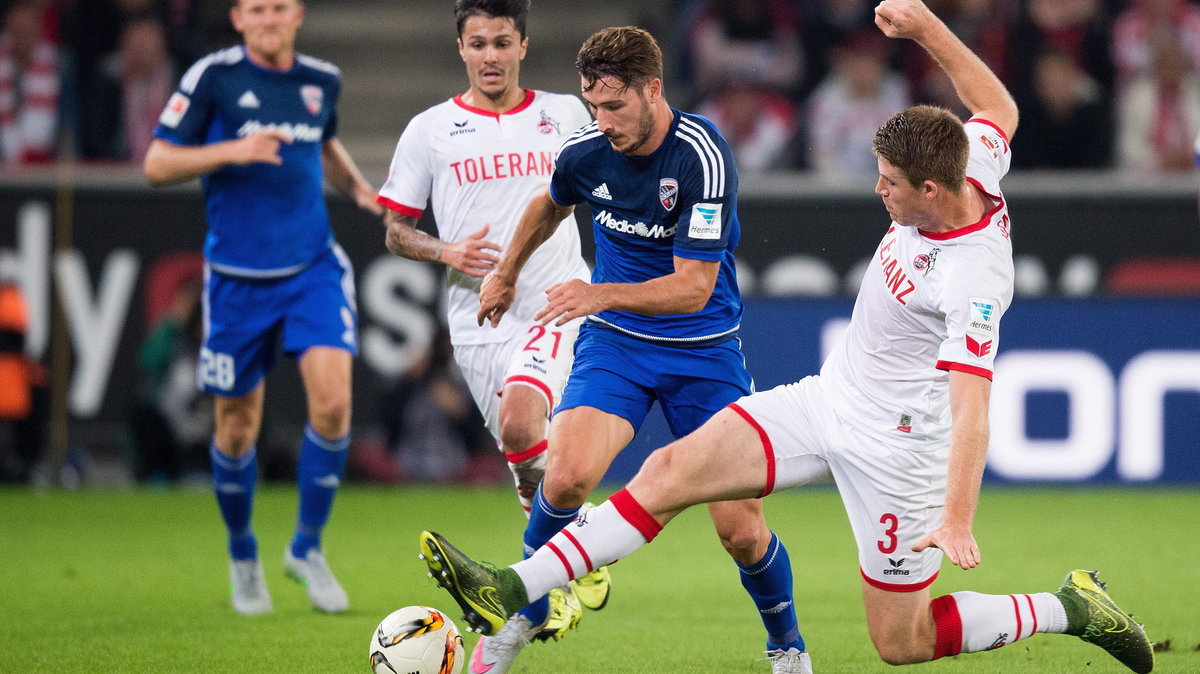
top-left (504, 439), bottom-right (548, 464)
top-left (1009, 594), bottom-right (1023, 642)
top-left (728, 403), bottom-right (775, 497)
top-left (609, 488), bottom-right (663, 542)
top-left (1024, 594), bottom-right (1037, 637)
top-left (544, 541), bottom-right (576, 581)
top-left (559, 529), bottom-right (594, 573)
top-left (931, 594), bottom-right (963, 659)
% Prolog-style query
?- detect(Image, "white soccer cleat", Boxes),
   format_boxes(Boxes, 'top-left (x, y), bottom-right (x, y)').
top-left (764, 647), bottom-right (813, 674)
top-left (468, 614), bottom-right (540, 673)
top-left (283, 548), bottom-right (349, 613)
top-left (229, 558), bottom-right (273, 615)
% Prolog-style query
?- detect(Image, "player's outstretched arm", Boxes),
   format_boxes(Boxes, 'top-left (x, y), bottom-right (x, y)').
top-left (534, 256), bottom-right (719, 327)
top-left (322, 138), bottom-right (383, 215)
top-left (477, 187), bottom-right (573, 327)
top-left (874, 0), bottom-right (1017, 140)
top-left (143, 132), bottom-right (291, 186)
top-left (385, 212), bottom-right (501, 279)
top-left (912, 370), bottom-right (990, 569)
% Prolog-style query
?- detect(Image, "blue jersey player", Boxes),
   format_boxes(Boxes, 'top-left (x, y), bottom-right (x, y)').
top-left (143, 0), bottom-right (381, 616)
top-left (476, 26), bottom-right (810, 673)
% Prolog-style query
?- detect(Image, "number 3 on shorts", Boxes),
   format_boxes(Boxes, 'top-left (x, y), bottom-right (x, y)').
top-left (877, 512), bottom-right (898, 554)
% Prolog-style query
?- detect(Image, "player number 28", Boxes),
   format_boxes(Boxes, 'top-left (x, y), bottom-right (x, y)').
top-left (199, 348), bottom-right (236, 391)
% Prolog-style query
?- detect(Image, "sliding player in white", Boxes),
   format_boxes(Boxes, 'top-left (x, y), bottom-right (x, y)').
top-left (419, 2), bottom-right (1155, 673)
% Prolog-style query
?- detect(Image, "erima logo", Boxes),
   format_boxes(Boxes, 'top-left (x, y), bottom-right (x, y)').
top-left (591, 183), bottom-right (612, 200)
top-left (966, 333), bottom-right (994, 358)
top-left (237, 90), bottom-right (260, 108)
top-left (237, 120), bottom-right (323, 142)
top-left (688, 203), bottom-right (722, 240)
top-left (884, 558), bottom-right (910, 575)
top-left (760, 600), bottom-right (792, 615)
top-left (450, 120), bottom-right (475, 137)
top-left (595, 209), bottom-right (676, 239)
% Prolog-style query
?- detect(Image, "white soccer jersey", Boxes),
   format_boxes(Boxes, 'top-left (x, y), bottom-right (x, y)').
top-left (821, 118), bottom-right (1015, 442)
top-left (379, 89), bottom-right (592, 345)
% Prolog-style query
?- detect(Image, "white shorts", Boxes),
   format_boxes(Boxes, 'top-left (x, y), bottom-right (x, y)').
top-left (731, 376), bottom-right (949, 592)
top-left (453, 317), bottom-right (581, 451)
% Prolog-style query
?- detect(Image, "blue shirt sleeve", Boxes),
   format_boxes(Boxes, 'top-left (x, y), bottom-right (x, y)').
top-left (323, 76), bottom-right (340, 141)
top-left (548, 142), bottom-right (581, 207)
top-left (673, 117), bottom-right (738, 261)
top-left (153, 64), bottom-right (215, 147)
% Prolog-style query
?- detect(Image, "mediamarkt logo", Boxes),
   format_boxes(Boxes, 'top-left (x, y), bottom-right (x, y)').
top-left (595, 209), bottom-right (676, 239)
top-left (237, 120), bottom-right (323, 142)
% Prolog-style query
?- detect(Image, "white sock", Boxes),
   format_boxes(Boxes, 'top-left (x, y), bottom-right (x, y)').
top-left (512, 488), bottom-right (662, 603)
top-left (936, 591), bottom-right (1069, 656)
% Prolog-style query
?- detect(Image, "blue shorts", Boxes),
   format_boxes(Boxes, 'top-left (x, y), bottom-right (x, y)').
top-left (199, 246), bottom-right (357, 397)
top-left (557, 322), bottom-right (753, 438)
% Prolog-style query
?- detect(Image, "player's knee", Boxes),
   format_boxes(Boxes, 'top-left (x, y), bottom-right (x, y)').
top-left (715, 525), bottom-right (768, 562)
top-left (308, 392), bottom-right (350, 437)
top-left (541, 471), bottom-right (590, 509)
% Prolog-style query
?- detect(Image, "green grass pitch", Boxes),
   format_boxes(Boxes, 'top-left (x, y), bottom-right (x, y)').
top-left (1, 484), bottom-right (1197, 673)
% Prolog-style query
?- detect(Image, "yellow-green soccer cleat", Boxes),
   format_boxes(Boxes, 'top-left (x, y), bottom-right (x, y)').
top-left (572, 565), bottom-right (612, 611)
top-left (534, 585), bottom-right (583, 642)
top-left (418, 531), bottom-right (526, 636)
top-left (1055, 569), bottom-right (1154, 673)
top-left (571, 503), bottom-right (613, 611)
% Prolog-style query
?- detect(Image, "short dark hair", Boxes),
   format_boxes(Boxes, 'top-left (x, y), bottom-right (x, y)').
top-left (454, 0), bottom-right (529, 39)
top-left (872, 105), bottom-right (968, 191)
top-left (576, 26), bottom-right (663, 93)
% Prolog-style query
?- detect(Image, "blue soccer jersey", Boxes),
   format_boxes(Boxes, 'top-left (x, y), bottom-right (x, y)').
top-left (549, 109), bottom-right (743, 343)
top-left (154, 46), bottom-right (341, 277)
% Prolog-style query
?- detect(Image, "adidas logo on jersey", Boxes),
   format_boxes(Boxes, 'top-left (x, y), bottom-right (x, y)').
top-left (591, 183), bottom-right (612, 200)
top-left (237, 90), bottom-right (260, 108)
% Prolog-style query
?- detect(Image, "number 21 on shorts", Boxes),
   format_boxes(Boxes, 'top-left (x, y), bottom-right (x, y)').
top-left (523, 325), bottom-right (563, 359)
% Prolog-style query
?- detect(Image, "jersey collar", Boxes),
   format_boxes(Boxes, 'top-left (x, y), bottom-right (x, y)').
top-left (919, 177), bottom-right (1004, 241)
top-left (452, 89), bottom-right (535, 119)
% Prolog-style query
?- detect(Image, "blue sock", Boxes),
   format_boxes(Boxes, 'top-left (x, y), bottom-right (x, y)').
top-left (739, 531), bottom-right (805, 651)
top-left (290, 425), bottom-right (349, 559)
top-left (210, 443), bottom-right (258, 561)
top-left (517, 483), bottom-right (581, 626)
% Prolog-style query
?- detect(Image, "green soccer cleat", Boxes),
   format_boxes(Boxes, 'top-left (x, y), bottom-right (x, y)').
top-left (1055, 569), bottom-right (1154, 673)
top-left (571, 503), bottom-right (612, 611)
top-left (534, 585), bottom-right (583, 642)
top-left (418, 531), bottom-right (527, 636)
top-left (572, 565), bottom-right (612, 611)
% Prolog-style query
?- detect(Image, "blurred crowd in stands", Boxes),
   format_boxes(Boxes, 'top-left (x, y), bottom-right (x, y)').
top-left (0, 0), bottom-right (1198, 175)
top-left (676, 0), bottom-right (1200, 174)
top-left (0, 0), bottom-right (234, 165)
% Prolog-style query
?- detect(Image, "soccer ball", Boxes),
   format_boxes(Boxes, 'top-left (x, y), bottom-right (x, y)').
top-left (369, 605), bottom-right (465, 674)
